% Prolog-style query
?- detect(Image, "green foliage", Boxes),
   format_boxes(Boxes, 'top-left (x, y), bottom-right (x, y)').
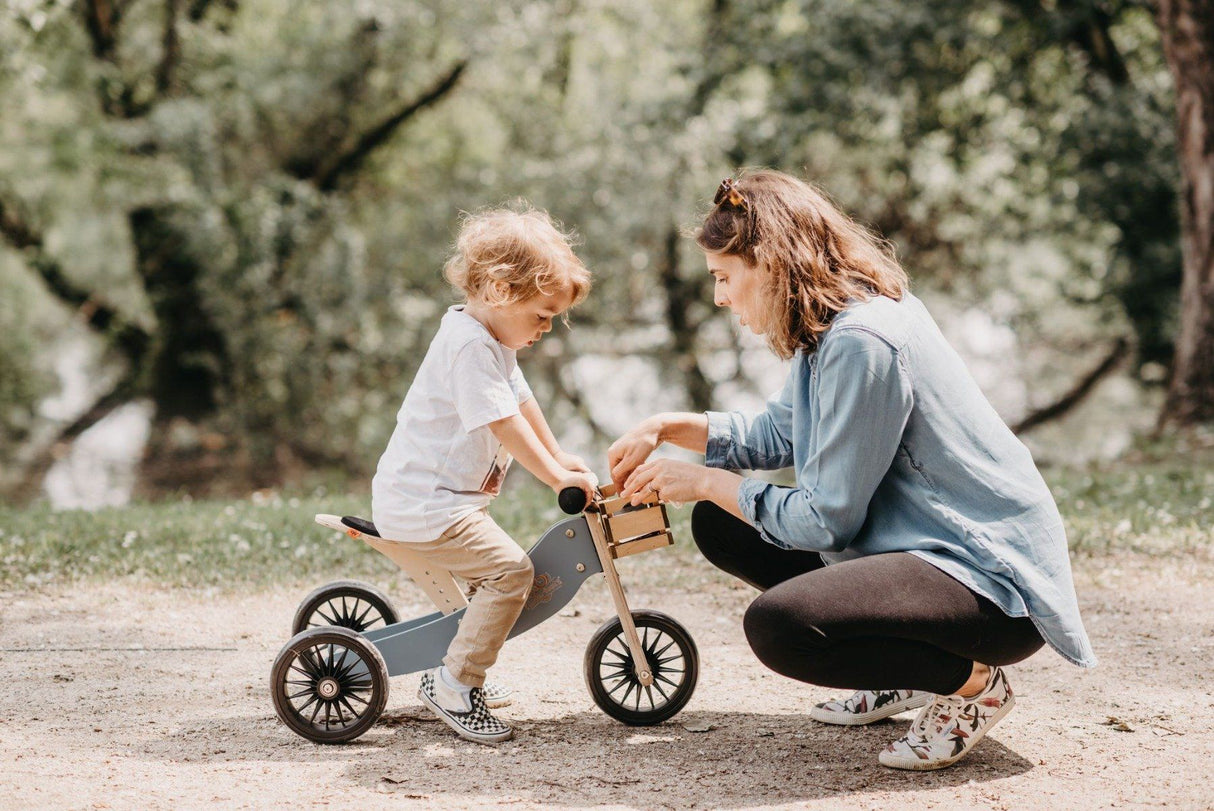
top-left (0, 252), bottom-right (58, 447)
top-left (731, 0), bottom-right (1178, 371)
top-left (1050, 437), bottom-right (1214, 557)
top-left (1, 446), bottom-right (1207, 590)
top-left (0, 0), bottom-right (1187, 485)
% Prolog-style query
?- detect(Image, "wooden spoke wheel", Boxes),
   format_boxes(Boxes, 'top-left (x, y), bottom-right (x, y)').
top-left (271, 626), bottom-right (388, 743)
top-left (584, 610), bottom-right (698, 726)
top-left (291, 580), bottom-right (399, 636)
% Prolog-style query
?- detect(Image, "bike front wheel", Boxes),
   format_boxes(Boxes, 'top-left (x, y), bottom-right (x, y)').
top-left (583, 610), bottom-right (698, 726)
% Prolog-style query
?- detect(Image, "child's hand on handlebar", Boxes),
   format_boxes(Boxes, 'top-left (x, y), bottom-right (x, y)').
top-left (553, 471), bottom-right (598, 509)
top-left (555, 450), bottom-right (596, 479)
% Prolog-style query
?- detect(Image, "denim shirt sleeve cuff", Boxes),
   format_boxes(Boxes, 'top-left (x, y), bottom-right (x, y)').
top-left (736, 477), bottom-right (791, 550)
top-left (704, 411), bottom-right (735, 468)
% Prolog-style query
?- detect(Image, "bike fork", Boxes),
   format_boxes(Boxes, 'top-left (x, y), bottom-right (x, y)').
top-left (583, 512), bottom-right (654, 687)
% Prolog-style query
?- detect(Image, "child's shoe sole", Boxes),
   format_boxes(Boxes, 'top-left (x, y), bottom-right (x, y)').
top-left (482, 682), bottom-right (513, 709)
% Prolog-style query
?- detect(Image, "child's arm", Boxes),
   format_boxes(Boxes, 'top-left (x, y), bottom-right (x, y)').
top-left (488, 413), bottom-right (596, 499)
top-left (519, 397), bottom-right (593, 475)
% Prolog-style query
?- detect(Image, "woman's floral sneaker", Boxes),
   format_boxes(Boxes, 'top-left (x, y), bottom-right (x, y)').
top-left (879, 667), bottom-right (1015, 770)
top-left (810, 689), bottom-right (931, 726)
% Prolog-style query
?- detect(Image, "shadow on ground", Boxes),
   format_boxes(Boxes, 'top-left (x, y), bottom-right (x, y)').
top-left (141, 705), bottom-right (1034, 806)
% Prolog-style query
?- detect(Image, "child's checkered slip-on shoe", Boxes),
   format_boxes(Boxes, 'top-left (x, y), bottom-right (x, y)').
top-left (810, 689), bottom-right (930, 726)
top-left (879, 667), bottom-right (1015, 770)
top-left (482, 680), bottom-right (513, 709)
top-left (418, 669), bottom-right (513, 744)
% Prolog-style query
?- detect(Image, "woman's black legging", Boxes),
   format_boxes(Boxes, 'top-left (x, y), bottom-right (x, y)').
top-left (691, 501), bottom-right (1045, 695)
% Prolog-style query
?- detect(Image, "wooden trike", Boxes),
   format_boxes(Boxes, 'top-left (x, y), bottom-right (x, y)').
top-left (270, 484), bottom-right (699, 743)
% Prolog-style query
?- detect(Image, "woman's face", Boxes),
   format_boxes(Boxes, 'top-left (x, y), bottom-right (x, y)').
top-left (707, 253), bottom-right (767, 334)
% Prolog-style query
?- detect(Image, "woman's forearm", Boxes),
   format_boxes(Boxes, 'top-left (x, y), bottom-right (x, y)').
top-left (699, 467), bottom-right (746, 521)
top-left (652, 412), bottom-right (709, 453)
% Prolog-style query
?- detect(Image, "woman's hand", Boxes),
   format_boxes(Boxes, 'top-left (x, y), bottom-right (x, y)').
top-left (619, 458), bottom-right (708, 506)
top-left (607, 418), bottom-right (663, 490)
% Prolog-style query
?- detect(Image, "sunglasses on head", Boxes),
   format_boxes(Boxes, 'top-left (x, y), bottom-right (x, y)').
top-left (714, 177), bottom-right (749, 210)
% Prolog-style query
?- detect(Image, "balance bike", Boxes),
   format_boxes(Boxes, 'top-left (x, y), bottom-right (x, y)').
top-left (270, 484), bottom-right (698, 743)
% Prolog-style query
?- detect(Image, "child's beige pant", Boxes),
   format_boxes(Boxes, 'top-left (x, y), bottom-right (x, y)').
top-left (403, 509), bottom-right (534, 687)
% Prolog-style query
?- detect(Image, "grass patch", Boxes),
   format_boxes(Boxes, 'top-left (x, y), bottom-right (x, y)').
top-left (1046, 436), bottom-right (1213, 558)
top-left (1, 438), bottom-right (1209, 591)
top-left (0, 480), bottom-right (585, 591)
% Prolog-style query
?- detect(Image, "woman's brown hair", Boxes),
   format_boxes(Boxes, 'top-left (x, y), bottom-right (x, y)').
top-left (696, 169), bottom-right (908, 359)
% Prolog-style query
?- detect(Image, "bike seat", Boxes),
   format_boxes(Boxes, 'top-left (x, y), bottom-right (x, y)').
top-left (341, 516), bottom-right (381, 538)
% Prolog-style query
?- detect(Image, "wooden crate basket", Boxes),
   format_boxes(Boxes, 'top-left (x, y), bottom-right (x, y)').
top-left (595, 484), bottom-right (673, 559)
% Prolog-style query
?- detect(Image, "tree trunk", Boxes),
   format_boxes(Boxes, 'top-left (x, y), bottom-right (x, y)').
top-left (129, 206), bottom-right (229, 420)
top-left (1157, 0), bottom-right (1214, 425)
top-left (658, 224), bottom-right (715, 412)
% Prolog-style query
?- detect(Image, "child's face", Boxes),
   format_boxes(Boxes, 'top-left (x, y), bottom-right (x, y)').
top-left (708, 254), bottom-right (767, 334)
top-left (488, 286), bottom-right (575, 351)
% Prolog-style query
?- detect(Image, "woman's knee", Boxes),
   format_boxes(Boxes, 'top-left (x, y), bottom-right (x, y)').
top-left (743, 592), bottom-right (827, 668)
top-left (742, 595), bottom-right (780, 664)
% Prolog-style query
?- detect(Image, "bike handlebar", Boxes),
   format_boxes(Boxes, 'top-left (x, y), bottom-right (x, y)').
top-left (558, 486), bottom-right (591, 515)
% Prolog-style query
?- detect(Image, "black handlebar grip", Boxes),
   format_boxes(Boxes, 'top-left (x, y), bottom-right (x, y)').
top-left (558, 486), bottom-right (590, 515)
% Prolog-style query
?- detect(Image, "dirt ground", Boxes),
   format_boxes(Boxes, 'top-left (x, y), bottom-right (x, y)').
top-left (2, 550), bottom-right (1210, 810)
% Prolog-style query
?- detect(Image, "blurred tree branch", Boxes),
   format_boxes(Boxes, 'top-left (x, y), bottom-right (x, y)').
top-left (155, 0), bottom-right (182, 96)
top-left (531, 351), bottom-right (613, 441)
top-left (311, 60), bottom-right (469, 191)
top-left (9, 368), bottom-right (144, 502)
top-left (81, 0), bottom-right (126, 60)
top-left (187, 0), bottom-right (237, 23)
top-left (659, 224), bottom-right (714, 411)
top-left (0, 199), bottom-right (153, 497)
top-left (0, 199), bottom-right (151, 363)
top-left (1003, 0), bottom-right (1131, 85)
top-left (1012, 336), bottom-right (1130, 433)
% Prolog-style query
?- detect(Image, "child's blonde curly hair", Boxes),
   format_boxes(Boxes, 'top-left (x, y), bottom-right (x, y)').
top-left (444, 206), bottom-right (591, 308)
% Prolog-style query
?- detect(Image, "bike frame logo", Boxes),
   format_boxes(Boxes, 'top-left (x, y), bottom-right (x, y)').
top-left (525, 572), bottom-right (563, 610)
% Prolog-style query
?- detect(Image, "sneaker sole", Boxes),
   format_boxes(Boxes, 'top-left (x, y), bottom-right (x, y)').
top-left (878, 694), bottom-right (1016, 771)
top-left (483, 695), bottom-right (512, 709)
top-left (417, 688), bottom-right (514, 744)
top-left (810, 693), bottom-right (932, 726)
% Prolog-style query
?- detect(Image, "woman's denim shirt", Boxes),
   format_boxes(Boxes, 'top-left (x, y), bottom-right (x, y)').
top-left (705, 293), bottom-right (1096, 668)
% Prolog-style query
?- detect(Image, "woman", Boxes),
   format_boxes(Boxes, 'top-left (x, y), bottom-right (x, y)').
top-left (609, 170), bottom-right (1095, 771)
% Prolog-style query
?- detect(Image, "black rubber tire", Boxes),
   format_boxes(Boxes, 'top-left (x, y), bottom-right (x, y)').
top-left (291, 580), bottom-right (399, 636)
top-left (271, 626), bottom-right (389, 744)
top-left (584, 610), bottom-right (699, 726)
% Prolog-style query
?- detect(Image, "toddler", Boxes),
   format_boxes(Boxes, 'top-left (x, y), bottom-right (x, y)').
top-left (371, 206), bottom-right (596, 744)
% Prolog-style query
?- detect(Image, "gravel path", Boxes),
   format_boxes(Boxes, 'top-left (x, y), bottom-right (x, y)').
top-left (1, 550), bottom-right (1209, 809)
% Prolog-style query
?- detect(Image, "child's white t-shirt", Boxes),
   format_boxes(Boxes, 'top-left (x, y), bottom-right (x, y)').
top-left (371, 306), bottom-right (533, 541)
